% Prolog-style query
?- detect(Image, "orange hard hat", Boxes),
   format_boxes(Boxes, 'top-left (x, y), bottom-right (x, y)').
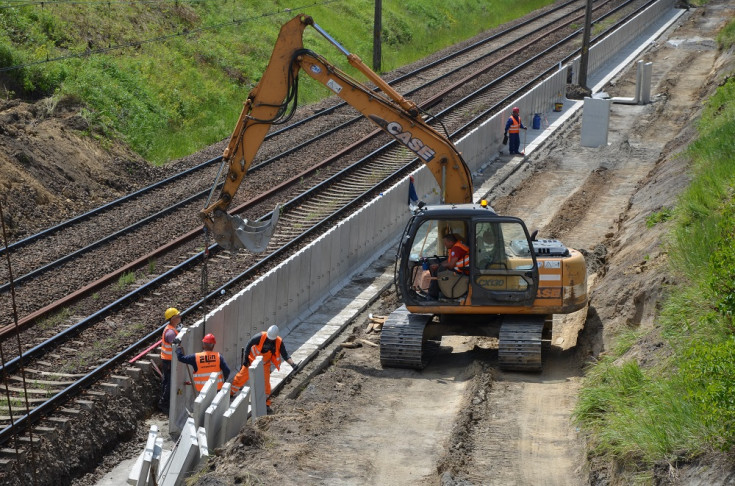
top-left (512, 106), bottom-right (520, 113)
top-left (202, 333), bottom-right (216, 345)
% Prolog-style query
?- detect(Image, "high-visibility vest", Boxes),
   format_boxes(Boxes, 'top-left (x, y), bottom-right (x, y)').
top-left (160, 323), bottom-right (176, 361)
top-left (508, 115), bottom-right (521, 134)
top-left (231, 333), bottom-right (282, 395)
top-left (193, 351), bottom-right (223, 391)
top-left (452, 242), bottom-right (470, 274)
top-left (250, 332), bottom-right (283, 370)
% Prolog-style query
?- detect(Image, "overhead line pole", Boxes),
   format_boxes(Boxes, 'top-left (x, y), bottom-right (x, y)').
top-left (373, 0), bottom-right (382, 72)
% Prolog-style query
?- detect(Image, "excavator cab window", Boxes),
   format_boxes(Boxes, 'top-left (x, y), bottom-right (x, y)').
top-left (471, 220), bottom-right (539, 305)
top-left (405, 218), bottom-right (468, 300)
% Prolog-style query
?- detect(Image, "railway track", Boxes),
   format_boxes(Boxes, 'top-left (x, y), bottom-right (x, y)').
top-left (0, 0), bottom-right (658, 477)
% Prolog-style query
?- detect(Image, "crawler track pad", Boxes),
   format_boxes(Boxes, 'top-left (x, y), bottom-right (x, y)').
top-left (498, 315), bottom-right (545, 371)
top-left (380, 306), bottom-right (433, 369)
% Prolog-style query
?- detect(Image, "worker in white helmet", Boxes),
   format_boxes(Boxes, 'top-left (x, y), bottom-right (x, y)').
top-left (230, 325), bottom-right (297, 414)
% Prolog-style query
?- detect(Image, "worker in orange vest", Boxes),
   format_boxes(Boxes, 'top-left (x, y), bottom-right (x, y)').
top-left (230, 325), bottom-right (297, 413)
top-left (504, 106), bottom-right (527, 155)
top-left (175, 333), bottom-right (231, 392)
top-left (430, 233), bottom-right (470, 275)
top-left (158, 307), bottom-right (181, 413)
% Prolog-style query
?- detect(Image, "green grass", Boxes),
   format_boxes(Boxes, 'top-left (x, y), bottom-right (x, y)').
top-left (117, 270), bottom-right (136, 288)
top-left (574, 43), bottom-right (735, 478)
top-left (0, 0), bottom-right (553, 164)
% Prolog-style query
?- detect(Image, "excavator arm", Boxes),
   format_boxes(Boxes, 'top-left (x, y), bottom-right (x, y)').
top-left (200, 14), bottom-right (474, 251)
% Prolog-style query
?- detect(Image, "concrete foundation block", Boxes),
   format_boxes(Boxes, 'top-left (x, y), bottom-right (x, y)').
top-left (135, 360), bottom-right (152, 372)
top-left (76, 400), bottom-right (95, 411)
top-left (125, 367), bottom-right (142, 379)
top-left (111, 375), bottom-right (132, 389)
top-left (0, 448), bottom-right (25, 460)
top-left (100, 382), bottom-right (121, 396)
top-left (580, 98), bottom-right (611, 148)
top-left (46, 417), bottom-right (70, 431)
top-left (32, 427), bottom-right (55, 436)
top-left (59, 407), bottom-right (81, 416)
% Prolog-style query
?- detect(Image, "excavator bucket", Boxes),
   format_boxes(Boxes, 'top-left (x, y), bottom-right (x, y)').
top-left (207, 205), bottom-right (280, 253)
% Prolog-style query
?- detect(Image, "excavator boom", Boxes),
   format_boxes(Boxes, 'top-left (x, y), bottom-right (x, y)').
top-left (199, 14), bottom-right (473, 251)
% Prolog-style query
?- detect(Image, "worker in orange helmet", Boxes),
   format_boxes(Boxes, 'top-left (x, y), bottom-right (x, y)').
top-left (175, 333), bottom-right (231, 392)
top-left (504, 106), bottom-right (527, 155)
top-left (158, 307), bottom-right (182, 413)
top-left (230, 325), bottom-right (297, 414)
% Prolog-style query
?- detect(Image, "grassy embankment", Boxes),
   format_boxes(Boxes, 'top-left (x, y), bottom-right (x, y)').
top-left (0, 0), bottom-right (552, 164)
top-left (574, 22), bottom-right (735, 483)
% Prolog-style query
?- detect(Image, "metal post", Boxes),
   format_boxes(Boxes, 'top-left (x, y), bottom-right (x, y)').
top-left (578, 0), bottom-right (593, 89)
top-left (373, 0), bottom-right (382, 71)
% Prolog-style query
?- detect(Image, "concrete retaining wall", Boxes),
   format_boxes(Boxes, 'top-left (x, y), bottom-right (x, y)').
top-left (166, 0), bottom-right (679, 443)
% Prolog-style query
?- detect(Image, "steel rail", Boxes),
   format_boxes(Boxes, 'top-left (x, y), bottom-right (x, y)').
top-left (0, 0), bottom-right (655, 446)
top-left (0, 0), bottom-right (582, 258)
top-left (0, 1), bottom-right (604, 327)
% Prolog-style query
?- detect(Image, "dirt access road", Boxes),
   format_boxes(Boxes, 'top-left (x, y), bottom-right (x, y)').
top-left (191, 3), bottom-right (733, 485)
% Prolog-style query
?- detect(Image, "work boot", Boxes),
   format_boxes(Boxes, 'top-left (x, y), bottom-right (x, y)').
top-left (266, 406), bottom-right (274, 415)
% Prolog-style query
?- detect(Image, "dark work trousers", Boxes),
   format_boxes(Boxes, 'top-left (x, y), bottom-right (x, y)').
top-left (159, 359), bottom-right (171, 412)
top-left (509, 133), bottom-right (521, 154)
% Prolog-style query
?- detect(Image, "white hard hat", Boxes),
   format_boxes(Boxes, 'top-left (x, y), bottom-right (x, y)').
top-left (267, 325), bottom-right (279, 340)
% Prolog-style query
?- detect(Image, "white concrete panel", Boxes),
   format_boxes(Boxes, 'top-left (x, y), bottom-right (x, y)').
top-left (309, 235), bottom-right (329, 301)
top-left (170, 326), bottom-right (198, 435)
top-left (249, 357), bottom-right (267, 419)
top-left (581, 98), bottom-right (611, 147)
top-left (204, 383), bottom-right (231, 450)
top-left (347, 211), bottom-right (361, 263)
top-left (150, 437), bottom-right (163, 486)
top-left (356, 202), bottom-right (374, 262)
top-left (328, 223), bottom-right (345, 287)
top-left (274, 263), bottom-right (290, 327)
top-left (217, 300), bottom-right (237, 366)
top-left (220, 388), bottom-right (250, 446)
top-left (203, 306), bottom-right (225, 360)
top-left (262, 269), bottom-right (279, 330)
top-left (297, 246), bottom-right (313, 315)
top-left (136, 425), bottom-right (158, 486)
top-left (284, 254), bottom-right (301, 325)
top-left (235, 288), bottom-right (254, 355)
top-left (249, 278), bottom-right (266, 334)
top-left (159, 418), bottom-right (198, 486)
top-left (128, 451), bottom-right (142, 485)
top-left (193, 374), bottom-right (218, 429)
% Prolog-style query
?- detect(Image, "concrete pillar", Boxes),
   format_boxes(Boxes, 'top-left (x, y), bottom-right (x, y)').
top-left (580, 98), bottom-right (611, 148)
top-left (249, 357), bottom-right (267, 419)
top-left (204, 383), bottom-right (231, 449)
top-left (640, 62), bottom-right (653, 104)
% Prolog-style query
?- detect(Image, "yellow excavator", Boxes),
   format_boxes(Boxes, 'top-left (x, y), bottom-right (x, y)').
top-left (200, 14), bottom-right (587, 371)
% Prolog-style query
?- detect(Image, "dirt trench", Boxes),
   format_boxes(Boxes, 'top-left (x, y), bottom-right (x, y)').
top-left (188, 3), bottom-right (735, 485)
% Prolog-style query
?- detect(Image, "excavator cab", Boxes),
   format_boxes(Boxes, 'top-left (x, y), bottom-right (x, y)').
top-left (397, 203), bottom-right (540, 308)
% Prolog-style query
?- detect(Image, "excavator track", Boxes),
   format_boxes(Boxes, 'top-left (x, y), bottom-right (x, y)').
top-left (497, 315), bottom-right (546, 371)
top-left (380, 306), bottom-right (433, 369)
